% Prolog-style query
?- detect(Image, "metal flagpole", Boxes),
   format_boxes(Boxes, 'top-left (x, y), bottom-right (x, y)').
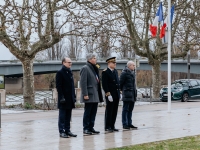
top-left (187, 50), bottom-right (190, 80)
top-left (167, 0), bottom-right (172, 112)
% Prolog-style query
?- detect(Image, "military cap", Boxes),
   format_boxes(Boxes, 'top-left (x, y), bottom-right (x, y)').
top-left (106, 57), bottom-right (116, 63)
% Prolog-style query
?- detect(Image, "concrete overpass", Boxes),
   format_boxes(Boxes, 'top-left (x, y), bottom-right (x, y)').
top-left (0, 59), bottom-right (200, 77)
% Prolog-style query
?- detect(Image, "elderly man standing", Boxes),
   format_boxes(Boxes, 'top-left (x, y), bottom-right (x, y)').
top-left (120, 61), bottom-right (138, 130)
top-left (102, 57), bottom-right (121, 132)
top-left (80, 53), bottom-right (103, 135)
top-left (56, 57), bottom-right (77, 138)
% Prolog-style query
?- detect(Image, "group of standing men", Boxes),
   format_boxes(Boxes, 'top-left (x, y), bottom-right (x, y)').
top-left (56, 53), bottom-right (137, 138)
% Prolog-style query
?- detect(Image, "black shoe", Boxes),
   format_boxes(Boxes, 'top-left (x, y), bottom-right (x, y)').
top-left (123, 126), bottom-right (130, 130)
top-left (90, 129), bottom-right (100, 134)
top-left (83, 130), bottom-right (92, 135)
top-left (105, 128), bottom-right (113, 132)
top-left (60, 133), bottom-right (69, 138)
top-left (113, 128), bottom-right (119, 132)
top-left (129, 125), bottom-right (138, 130)
top-left (66, 131), bottom-right (77, 137)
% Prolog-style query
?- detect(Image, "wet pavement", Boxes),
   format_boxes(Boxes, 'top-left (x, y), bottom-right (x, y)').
top-left (1, 101), bottom-right (200, 150)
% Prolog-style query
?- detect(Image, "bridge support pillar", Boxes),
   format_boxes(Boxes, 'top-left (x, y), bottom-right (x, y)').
top-left (75, 88), bottom-right (81, 104)
top-left (0, 89), bottom-right (6, 104)
top-left (52, 88), bottom-right (58, 102)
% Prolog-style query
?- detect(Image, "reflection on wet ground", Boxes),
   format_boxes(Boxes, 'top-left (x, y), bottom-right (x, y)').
top-left (4, 88), bottom-right (155, 106)
top-left (2, 101), bottom-right (162, 114)
top-left (1, 102), bottom-right (200, 150)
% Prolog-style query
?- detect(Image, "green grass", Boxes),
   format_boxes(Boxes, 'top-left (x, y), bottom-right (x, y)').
top-left (109, 135), bottom-right (200, 150)
top-left (0, 83), bottom-right (5, 89)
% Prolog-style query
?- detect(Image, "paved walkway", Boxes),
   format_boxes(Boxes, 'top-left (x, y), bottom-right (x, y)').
top-left (1, 101), bottom-right (200, 150)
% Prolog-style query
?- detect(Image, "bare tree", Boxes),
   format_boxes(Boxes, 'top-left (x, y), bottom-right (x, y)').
top-left (118, 30), bottom-right (134, 59)
top-left (96, 29), bottom-right (111, 59)
top-left (35, 37), bottom-right (66, 61)
top-left (76, 0), bottom-right (200, 98)
top-left (46, 33), bottom-right (66, 61)
top-left (35, 18), bottom-right (67, 61)
top-left (66, 24), bottom-right (82, 60)
top-left (82, 26), bottom-right (97, 55)
top-left (0, 0), bottom-right (82, 105)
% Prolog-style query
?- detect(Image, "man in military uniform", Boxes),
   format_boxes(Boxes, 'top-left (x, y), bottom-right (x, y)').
top-left (102, 57), bottom-right (121, 132)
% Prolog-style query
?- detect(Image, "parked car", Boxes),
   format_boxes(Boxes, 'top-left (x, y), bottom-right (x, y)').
top-left (160, 79), bottom-right (200, 102)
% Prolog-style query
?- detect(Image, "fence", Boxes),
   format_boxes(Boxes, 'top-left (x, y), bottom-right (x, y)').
top-left (137, 87), bottom-right (160, 102)
top-left (4, 87), bottom-right (161, 110)
top-left (6, 89), bottom-right (57, 110)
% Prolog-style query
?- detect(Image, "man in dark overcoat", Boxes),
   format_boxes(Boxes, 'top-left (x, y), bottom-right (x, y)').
top-left (80, 53), bottom-right (103, 135)
top-left (56, 57), bottom-right (77, 138)
top-left (102, 57), bottom-right (121, 132)
top-left (120, 61), bottom-right (138, 130)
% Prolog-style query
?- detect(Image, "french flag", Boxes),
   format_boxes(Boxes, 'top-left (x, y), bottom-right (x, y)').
top-left (160, 5), bottom-right (175, 38)
top-left (150, 2), bottom-right (164, 37)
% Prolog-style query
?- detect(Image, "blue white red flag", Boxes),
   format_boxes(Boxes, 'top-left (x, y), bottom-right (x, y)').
top-left (150, 2), bottom-right (164, 37)
top-left (160, 5), bottom-right (175, 38)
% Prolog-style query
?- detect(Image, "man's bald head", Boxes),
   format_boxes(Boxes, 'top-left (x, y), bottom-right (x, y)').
top-left (127, 61), bottom-right (135, 71)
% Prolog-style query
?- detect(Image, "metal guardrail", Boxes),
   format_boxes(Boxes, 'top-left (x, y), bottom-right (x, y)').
top-left (137, 87), bottom-right (151, 102)
top-left (137, 87), bottom-right (160, 103)
top-left (5, 90), bottom-right (57, 110)
top-left (6, 90), bottom-right (53, 104)
top-left (35, 90), bottom-right (52, 103)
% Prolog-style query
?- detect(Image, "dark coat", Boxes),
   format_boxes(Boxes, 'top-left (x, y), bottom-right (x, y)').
top-left (102, 68), bottom-right (120, 100)
top-left (80, 62), bottom-right (103, 103)
top-left (120, 67), bottom-right (137, 102)
top-left (56, 65), bottom-right (76, 109)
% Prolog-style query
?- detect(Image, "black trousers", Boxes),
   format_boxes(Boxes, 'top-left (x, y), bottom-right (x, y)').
top-left (122, 101), bottom-right (135, 126)
top-left (58, 108), bottom-right (72, 134)
top-left (105, 98), bottom-right (119, 129)
top-left (83, 103), bottom-right (98, 130)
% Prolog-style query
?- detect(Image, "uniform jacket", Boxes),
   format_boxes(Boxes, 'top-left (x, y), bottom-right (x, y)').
top-left (120, 67), bottom-right (137, 102)
top-left (80, 62), bottom-right (103, 103)
top-left (56, 65), bottom-right (76, 109)
top-left (102, 68), bottom-right (120, 100)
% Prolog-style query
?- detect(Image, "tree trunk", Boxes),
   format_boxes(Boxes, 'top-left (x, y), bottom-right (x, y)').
top-left (152, 62), bottom-right (161, 98)
top-left (52, 46), bottom-right (56, 60)
top-left (22, 59), bottom-right (35, 106)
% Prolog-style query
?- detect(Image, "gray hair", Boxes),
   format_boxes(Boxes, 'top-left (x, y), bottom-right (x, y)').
top-left (127, 61), bottom-right (135, 67)
top-left (86, 53), bottom-right (96, 61)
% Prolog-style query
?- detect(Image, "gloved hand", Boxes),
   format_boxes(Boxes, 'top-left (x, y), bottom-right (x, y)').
top-left (108, 95), bottom-right (113, 102)
top-left (120, 94), bottom-right (122, 101)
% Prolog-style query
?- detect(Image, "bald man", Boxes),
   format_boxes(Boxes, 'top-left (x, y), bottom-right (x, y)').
top-left (120, 61), bottom-right (138, 130)
top-left (56, 57), bottom-right (77, 138)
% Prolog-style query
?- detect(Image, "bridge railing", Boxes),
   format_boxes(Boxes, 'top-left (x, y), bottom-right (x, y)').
top-left (5, 89), bottom-right (53, 105)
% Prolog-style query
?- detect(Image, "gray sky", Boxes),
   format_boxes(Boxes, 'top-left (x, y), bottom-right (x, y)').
top-left (0, 44), bottom-right (14, 60)
top-left (0, 2), bottom-right (14, 60)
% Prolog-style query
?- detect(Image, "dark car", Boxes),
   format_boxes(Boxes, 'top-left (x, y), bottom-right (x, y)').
top-left (160, 79), bottom-right (200, 102)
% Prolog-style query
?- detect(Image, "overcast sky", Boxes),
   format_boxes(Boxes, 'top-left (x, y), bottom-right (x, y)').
top-left (0, 44), bottom-right (14, 60)
top-left (0, 1), bottom-right (18, 60)
top-left (0, 2), bottom-right (13, 60)
top-left (0, 0), bottom-right (14, 60)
